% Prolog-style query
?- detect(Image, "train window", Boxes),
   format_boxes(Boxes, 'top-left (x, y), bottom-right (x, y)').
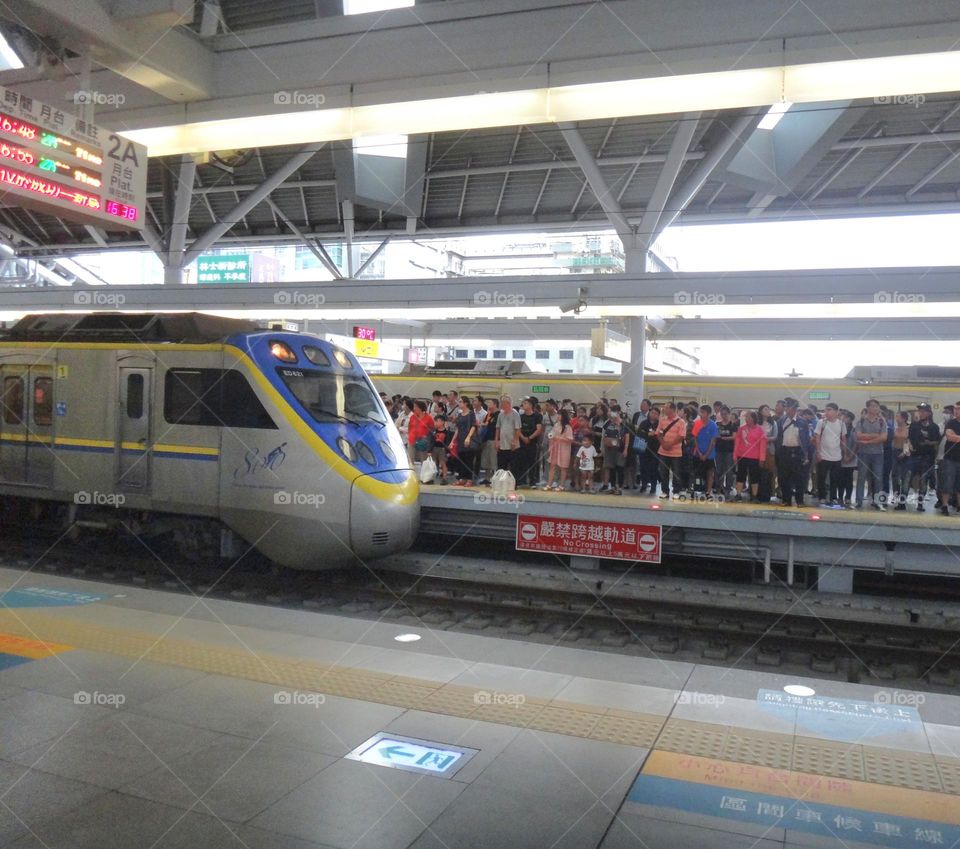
top-left (165, 370), bottom-right (208, 425)
top-left (493, 350), bottom-right (506, 359)
top-left (164, 369), bottom-right (276, 429)
top-left (473, 350), bottom-right (487, 359)
top-left (2, 377), bottom-right (23, 425)
top-left (33, 378), bottom-right (53, 426)
top-left (220, 371), bottom-right (276, 429)
top-left (535, 349), bottom-right (550, 359)
top-left (126, 374), bottom-right (144, 419)
top-left (512, 349), bottom-right (525, 359)
top-left (559, 350), bottom-right (574, 360)
top-left (279, 368), bottom-right (386, 426)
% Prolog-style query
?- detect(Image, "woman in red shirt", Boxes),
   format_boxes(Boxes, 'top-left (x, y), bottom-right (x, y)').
top-left (408, 400), bottom-right (434, 463)
top-left (733, 410), bottom-right (767, 502)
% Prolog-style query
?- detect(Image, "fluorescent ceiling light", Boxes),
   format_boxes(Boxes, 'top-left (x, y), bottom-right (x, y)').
top-left (344, 0), bottom-right (414, 14)
top-left (355, 134), bottom-right (408, 158)
top-left (393, 633), bottom-right (421, 642)
top-left (0, 32), bottom-right (23, 71)
top-left (122, 49), bottom-right (960, 157)
top-left (758, 101), bottom-right (792, 130)
top-left (783, 684), bottom-right (816, 697)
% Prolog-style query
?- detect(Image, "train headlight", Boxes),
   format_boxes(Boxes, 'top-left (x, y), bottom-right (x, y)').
top-left (356, 442), bottom-right (376, 465)
top-left (336, 436), bottom-right (357, 462)
top-left (379, 441), bottom-right (396, 464)
top-left (303, 345), bottom-right (330, 366)
top-left (270, 340), bottom-right (297, 363)
top-left (333, 349), bottom-right (352, 368)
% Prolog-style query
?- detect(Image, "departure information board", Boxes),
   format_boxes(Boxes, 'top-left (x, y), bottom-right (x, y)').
top-left (0, 85), bottom-right (147, 230)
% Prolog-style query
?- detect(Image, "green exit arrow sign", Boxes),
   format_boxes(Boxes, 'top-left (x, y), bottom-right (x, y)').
top-left (531, 385), bottom-right (550, 393)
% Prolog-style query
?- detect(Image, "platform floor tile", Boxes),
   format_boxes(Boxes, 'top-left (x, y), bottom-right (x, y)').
top-left (7, 712), bottom-right (225, 789)
top-left (120, 736), bottom-right (336, 823)
top-left (469, 728), bottom-right (645, 808)
top-left (601, 811), bottom-right (785, 849)
top-left (0, 689), bottom-right (118, 757)
top-left (0, 758), bottom-right (108, 848)
top-left (0, 650), bottom-right (207, 706)
top-left (406, 775), bottom-right (624, 849)
top-left (5, 791), bottom-right (339, 849)
top-left (248, 758), bottom-right (465, 849)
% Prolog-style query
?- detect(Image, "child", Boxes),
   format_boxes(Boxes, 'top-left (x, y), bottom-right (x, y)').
top-left (432, 414), bottom-right (450, 484)
top-left (576, 434), bottom-right (598, 493)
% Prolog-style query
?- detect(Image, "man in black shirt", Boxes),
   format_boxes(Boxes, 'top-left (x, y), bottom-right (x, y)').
top-left (908, 403), bottom-right (940, 512)
top-left (715, 405), bottom-right (737, 496)
top-left (517, 397), bottom-right (543, 488)
top-left (939, 401), bottom-right (960, 516)
top-left (637, 407), bottom-right (660, 494)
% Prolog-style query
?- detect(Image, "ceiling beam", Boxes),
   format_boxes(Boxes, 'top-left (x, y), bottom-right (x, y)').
top-left (637, 113), bottom-right (701, 250)
top-left (558, 122), bottom-right (635, 246)
top-left (1, 268), bottom-right (958, 311)
top-left (182, 143), bottom-right (324, 266)
top-left (652, 112), bottom-right (758, 239)
top-left (13, 0), bottom-right (212, 101)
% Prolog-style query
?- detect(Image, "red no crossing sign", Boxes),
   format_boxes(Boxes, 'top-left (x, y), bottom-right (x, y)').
top-left (515, 515), bottom-right (662, 563)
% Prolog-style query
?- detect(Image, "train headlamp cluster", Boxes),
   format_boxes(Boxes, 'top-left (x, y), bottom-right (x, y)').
top-left (303, 345), bottom-right (330, 366)
top-left (379, 441), bottom-right (396, 464)
top-left (336, 436), bottom-right (358, 462)
top-left (270, 340), bottom-right (297, 363)
top-left (333, 349), bottom-right (352, 368)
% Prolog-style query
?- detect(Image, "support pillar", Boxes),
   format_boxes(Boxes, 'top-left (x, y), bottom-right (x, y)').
top-left (620, 248), bottom-right (646, 414)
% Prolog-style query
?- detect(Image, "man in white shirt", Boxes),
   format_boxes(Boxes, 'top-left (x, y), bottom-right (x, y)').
top-left (814, 403), bottom-right (846, 506)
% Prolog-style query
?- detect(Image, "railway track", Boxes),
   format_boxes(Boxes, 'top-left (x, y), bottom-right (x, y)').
top-left (3, 533), bottom-right (958, 692)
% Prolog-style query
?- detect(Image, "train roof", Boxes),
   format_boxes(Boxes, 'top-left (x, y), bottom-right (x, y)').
top-left (0, 313), bottom-right (259, 344)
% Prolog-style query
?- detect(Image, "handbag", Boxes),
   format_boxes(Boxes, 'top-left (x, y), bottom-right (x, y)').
top-left (632, 436), bottom-right (647, 453)
top-left (414, 436), bottom-right (430, 452)
top-left (603, 435), bottom-right (620, 449)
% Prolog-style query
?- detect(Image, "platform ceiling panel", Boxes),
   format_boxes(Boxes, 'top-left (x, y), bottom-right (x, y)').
top-left (3, 93), bottom-right (960, 254)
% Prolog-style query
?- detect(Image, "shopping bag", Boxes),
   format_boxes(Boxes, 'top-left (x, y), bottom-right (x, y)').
top-left (419, 455), bottom-right (437, 484)
top-left (490, 468), bottom-right (515, 495)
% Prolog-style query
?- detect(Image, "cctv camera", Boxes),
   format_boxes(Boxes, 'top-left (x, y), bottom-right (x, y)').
top-left (559, 287), bottom-right (588, 314)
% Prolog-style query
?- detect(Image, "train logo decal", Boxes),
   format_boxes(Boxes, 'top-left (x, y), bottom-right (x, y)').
top-left (234, 442), bottom-right (287, 482)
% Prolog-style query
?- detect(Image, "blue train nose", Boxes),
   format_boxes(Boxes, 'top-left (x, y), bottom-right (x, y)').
top-left (349, 470), bottom-right (420, 560)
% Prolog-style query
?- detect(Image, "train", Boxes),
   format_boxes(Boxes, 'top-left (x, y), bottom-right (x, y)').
top-left (0, 313), bottom-right (418, 570)
top-left (373, 362), bottom-right (960, 413)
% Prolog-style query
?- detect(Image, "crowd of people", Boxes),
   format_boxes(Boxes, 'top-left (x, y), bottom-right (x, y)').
top-left (380, 390), bottom-right (960, 515)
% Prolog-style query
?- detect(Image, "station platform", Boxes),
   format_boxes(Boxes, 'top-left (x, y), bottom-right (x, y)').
top-left (0, 567), bottom-right (958, 849)
top-left (419, 487), bottom-right (960, 588)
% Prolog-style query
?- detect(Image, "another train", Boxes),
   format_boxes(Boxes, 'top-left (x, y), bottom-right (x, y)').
top-left (374, 362), bottom-right (960, 412)
top-left (0, 313), bottom-right (417, 570)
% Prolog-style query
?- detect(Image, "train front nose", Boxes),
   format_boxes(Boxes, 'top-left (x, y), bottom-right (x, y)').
top-left (349, 470), bottom-right (420, 560)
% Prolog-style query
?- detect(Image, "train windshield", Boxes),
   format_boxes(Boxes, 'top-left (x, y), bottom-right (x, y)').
top-left (278, 368), bottom-right (386, 425)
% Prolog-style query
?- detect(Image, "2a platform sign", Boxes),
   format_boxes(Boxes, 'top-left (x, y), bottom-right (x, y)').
top-left (0, 85), bottom-right (146, 230)
top-left (515, 515), bottom-right (661, 563)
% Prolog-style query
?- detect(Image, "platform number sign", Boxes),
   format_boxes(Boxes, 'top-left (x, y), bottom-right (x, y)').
top-left (0, 84), bottom-right (147, 230)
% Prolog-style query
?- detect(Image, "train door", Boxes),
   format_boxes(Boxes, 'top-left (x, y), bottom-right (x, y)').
top-left (27, 368), bottom-right (54, 487)
top-left (0, 367), bottom-right (27, 483)
top-left (0, 366), bottom-right (54, 487)
top-left (116, 367), bottom-right (152, 490)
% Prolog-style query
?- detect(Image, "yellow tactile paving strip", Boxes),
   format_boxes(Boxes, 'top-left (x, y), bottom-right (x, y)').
top-left (1, 608), bottom-right (956, 796)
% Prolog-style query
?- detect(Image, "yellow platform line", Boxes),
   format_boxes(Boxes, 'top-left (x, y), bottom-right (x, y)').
top-left (0, 607), bottom-right (956, 798)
